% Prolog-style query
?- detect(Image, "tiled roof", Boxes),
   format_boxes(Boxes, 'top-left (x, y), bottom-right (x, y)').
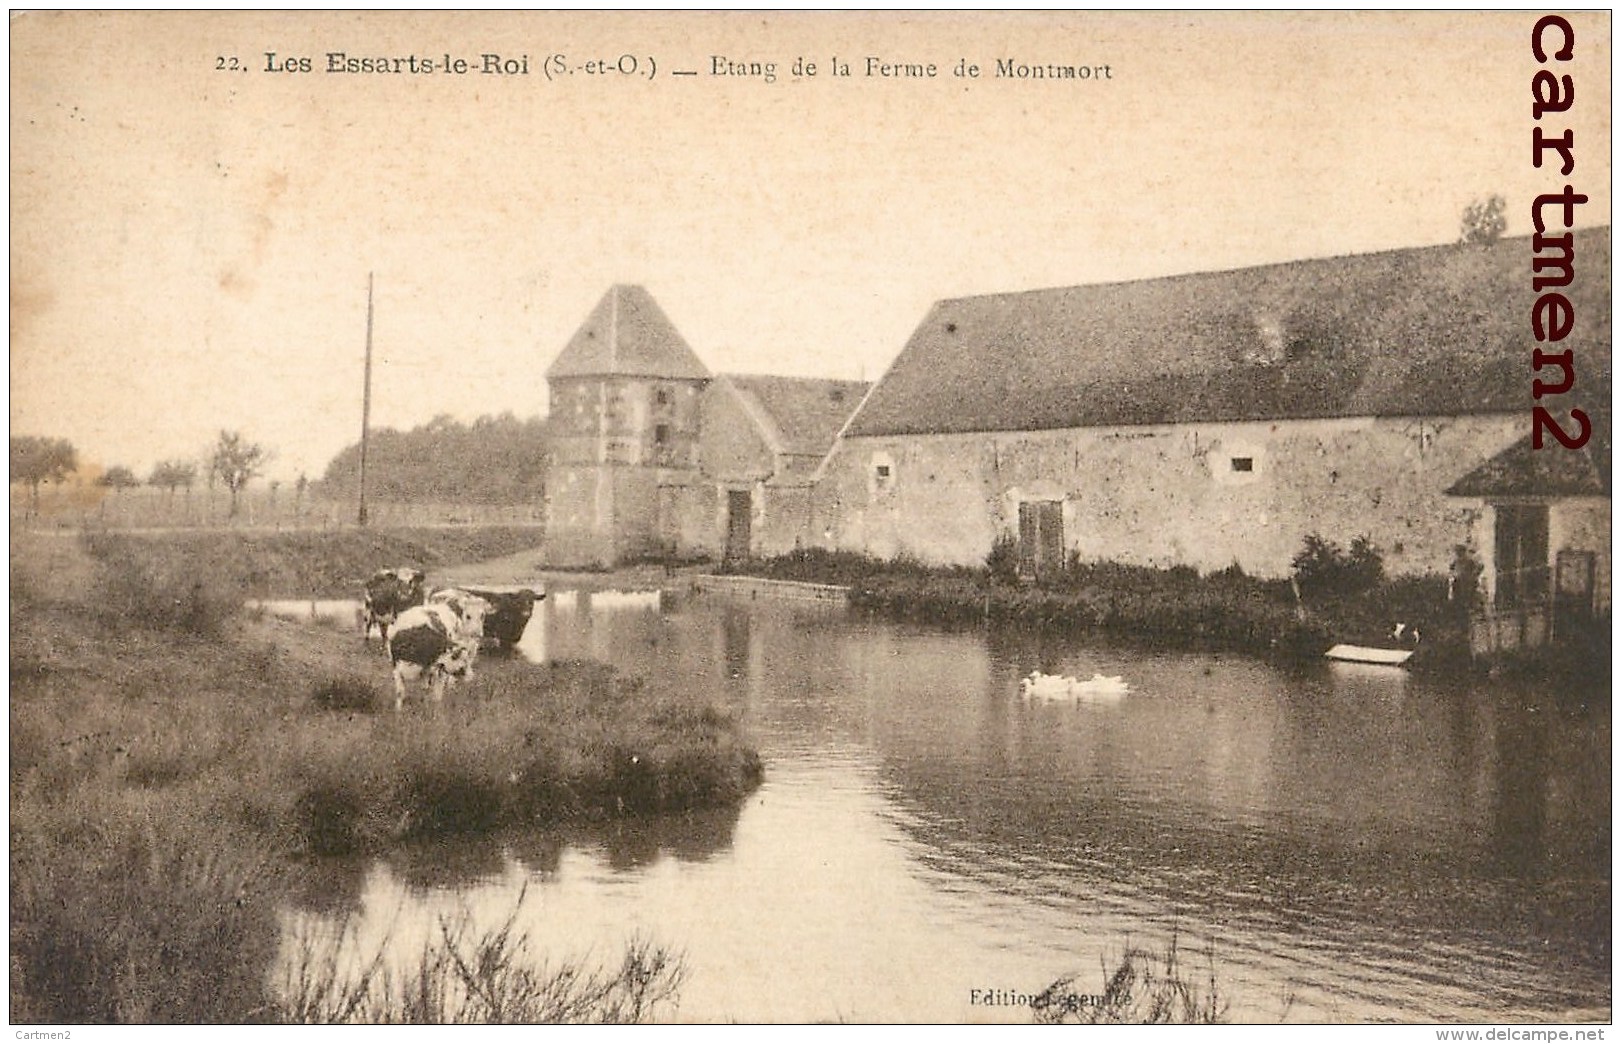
top-left (547, 285), bottom-right (710, 380)
top-left (845, 229), bottom-right (1612, 436)
top-left (721, 374), bottom-right (870, 456)
top-left (1447, 403), bottom-right (1611, 498)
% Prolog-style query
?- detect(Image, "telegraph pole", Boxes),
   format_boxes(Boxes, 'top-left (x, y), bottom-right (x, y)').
top-left (358, 271), bottom-right (374, 526)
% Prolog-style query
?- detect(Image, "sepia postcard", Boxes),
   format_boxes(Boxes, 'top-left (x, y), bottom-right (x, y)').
top-left (9, 10), bottom-right (1612, 1031)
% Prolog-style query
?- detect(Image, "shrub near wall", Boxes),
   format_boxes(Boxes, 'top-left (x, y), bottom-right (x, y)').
top-left (761, 543), bottom-right (1489, 666)
top-left (729, 548), bottom-right (1441, 660)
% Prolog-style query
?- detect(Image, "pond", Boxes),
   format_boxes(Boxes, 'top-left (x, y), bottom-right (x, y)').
top-left (269, 589), bottom-right (1610, 1023)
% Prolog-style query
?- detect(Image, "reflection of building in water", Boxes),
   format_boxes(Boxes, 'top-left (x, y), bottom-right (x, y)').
top-left (721, 604), bottom-right (751, 680)
top-left (1489, 696), bottom-right (1550, 881)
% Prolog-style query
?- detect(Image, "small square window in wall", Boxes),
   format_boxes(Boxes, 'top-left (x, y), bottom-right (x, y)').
top-left (654, 424), bottom-right (670, 446)
top-left (655, 388), bottom-right (671, 407)
top-left (870, 451), bottom-right (897, 495)
top-left (1231, 457), bottom-right (1254, 473)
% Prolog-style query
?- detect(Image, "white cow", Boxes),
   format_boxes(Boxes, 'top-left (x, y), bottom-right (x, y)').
top-left (385, 594), bottom-right (490, 710)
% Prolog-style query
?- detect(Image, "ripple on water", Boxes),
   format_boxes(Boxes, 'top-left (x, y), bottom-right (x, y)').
top-left (269, 596), bottom-right (1610, 1023)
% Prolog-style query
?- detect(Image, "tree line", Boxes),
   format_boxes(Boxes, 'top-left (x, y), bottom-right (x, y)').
top-left (318, 412), bottom-right (550, 504)
top-left (12, 430), bottom-right (270, 517)
top-left (14, 414), bottom-right (549, 517)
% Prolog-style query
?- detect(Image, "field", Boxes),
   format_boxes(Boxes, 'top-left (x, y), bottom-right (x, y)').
top-left (10, 529), bottom-right (762, 1023)
top-left (13, 484), bottom-right (544, 532)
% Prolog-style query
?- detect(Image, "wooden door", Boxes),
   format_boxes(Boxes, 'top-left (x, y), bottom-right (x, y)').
top-left (1493, 504), bottom-right (1550, 607)
top-left (725, 489), bottom-right (752, 563)
top-left (1018, 500), bottom-right (1064, 579)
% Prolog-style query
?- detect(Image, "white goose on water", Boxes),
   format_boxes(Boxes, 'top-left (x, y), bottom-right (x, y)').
top-left (1019, 670), bottom-right (1130, 701)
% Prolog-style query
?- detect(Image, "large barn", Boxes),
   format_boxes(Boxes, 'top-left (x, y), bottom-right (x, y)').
top-left (807, 230), bottom-right (1611, 616)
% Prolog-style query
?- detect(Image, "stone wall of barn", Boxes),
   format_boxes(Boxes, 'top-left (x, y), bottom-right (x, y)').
top-left (760, 483), bottom-right (815, 556)
top-left (809, 413), bottom-right (1526, 580)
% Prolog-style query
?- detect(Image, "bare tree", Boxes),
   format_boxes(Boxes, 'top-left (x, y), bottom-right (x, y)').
top-left (209, 430), bottom-right (270, 518)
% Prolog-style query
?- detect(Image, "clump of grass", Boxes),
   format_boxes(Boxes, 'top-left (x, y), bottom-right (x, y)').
top-left (10, 801), bottom-right (286, 1023)
top-left (1032, 936), bottom-right (1229, 1025)
top-left (281, 904), bottom-right (685, 1024)
top-left (281, 661), bottom-right (764, 853)
top-left (311, 673), bottom-right (383, 713)
top-left (81, 531), bottom-right (240, 636)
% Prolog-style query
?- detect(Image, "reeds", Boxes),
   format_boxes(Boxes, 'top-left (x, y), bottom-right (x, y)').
top-left (280, 902), bottom-right (685, 1024)
top-left (1033, 936), bottom-right (1230, 1025)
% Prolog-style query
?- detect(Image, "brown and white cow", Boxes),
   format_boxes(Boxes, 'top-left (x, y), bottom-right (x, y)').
top-left (360, 567), bottom-right (428, 643)
top-left (385, 594), bottom-right (490, 710)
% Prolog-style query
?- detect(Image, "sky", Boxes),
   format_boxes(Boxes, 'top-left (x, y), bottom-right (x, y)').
top-left (10, 10), bottom-right (1612, 483)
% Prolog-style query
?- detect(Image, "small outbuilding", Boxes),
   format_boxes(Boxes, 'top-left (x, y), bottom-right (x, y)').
top-left (1446, 426), bottom-right (1610, 653)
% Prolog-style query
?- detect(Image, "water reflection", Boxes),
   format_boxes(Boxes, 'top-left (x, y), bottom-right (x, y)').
top-left (278, 589), bottom-right (1610, 1023)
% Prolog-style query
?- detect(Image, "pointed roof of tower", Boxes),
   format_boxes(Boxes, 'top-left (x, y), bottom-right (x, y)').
top-left (547, 285), bottom-right (710, 380)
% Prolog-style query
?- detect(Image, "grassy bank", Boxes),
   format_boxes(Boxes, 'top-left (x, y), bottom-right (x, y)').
top-left (11, 532), bottom-right (760, 1022)
top-left (72, 525), bottom-right (549, 600)
top-left (726, 548), bottom-right (1474, 666)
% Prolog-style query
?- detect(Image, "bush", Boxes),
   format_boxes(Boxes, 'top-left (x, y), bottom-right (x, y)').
top-left (986, 532), bottom-right (1020, 583)
top-left (1291, 533), bottom-right (1383, 602)
top-left (1345, 536), bottom-right (1385, 591)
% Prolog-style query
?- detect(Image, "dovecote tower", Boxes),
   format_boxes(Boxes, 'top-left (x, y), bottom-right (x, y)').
top-left (544, 285), bottom-right (710, 566)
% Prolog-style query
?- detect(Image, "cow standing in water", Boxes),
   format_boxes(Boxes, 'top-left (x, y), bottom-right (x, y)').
top-left (437, 586), bottom-right (542, 648)
top-left (386, 594), bottom-right (490, 710)
top-left (360, 568), bottom-right (427, 643)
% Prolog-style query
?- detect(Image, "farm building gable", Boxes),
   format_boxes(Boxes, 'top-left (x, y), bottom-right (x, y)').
top-left (720, 374), bottom-right (871, 459)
